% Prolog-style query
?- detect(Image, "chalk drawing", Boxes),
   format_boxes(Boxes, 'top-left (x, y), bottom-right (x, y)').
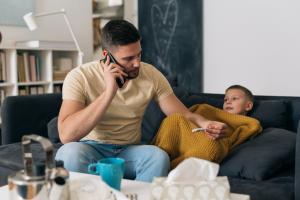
top-left (151, 0), bottom-right (178, 68)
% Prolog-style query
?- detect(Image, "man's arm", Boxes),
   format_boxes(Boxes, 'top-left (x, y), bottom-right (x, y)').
top-left (158, 93), bottom-right (226, 139)
top-left (58, 91), bottom-right (115, 144)
top-left (58, 58), bottom-right (126, 144)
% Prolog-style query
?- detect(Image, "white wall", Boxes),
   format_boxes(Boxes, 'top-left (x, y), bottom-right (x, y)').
top-left (124, 0), bottom-right (138, 27)
top-left (0, 0), bottom-right (93, 62)
top-left (204, 0), bottom-right (300, 96)
top-left (4, 1), bottom-right (298, 96)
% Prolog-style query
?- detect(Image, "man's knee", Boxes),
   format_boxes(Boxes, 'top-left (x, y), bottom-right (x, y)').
top-left (152, 146), bottom-right (170, 163)
top-left (55, 142), bottom-right (93, 173)
top-left (56, 142), bottom-right (86, 159)
top-left (143, 145), bottom-right (170, 170)
top-left (134, 145), bottom-right (170, 181)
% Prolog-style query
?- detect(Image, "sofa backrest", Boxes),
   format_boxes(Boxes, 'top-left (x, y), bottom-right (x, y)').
top-left (141, 88), bottom-right (300, 144)
top-left (1, 93), bottom-right (62, 145)
top-left (251, 95), bottom-right (300, 132)
top-left (1, 89), bottom-right (299, 145)
top-left (183, 93), bottom-right (300, 132)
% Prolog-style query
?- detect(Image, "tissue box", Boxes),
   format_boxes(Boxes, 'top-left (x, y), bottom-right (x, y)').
top-left (151, 176), bottom-right (230, 200)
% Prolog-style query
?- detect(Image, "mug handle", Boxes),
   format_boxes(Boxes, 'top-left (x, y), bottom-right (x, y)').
top-left (88, 163), bottom-right (98, 175)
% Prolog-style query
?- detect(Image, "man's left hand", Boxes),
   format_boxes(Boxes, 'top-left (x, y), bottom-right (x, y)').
top-left (201, 120), bottom-right (227, 140)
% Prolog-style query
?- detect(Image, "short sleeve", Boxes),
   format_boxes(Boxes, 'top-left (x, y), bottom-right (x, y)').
top-left (62, 68), bottom-right (86, 103)
top-left (151, 67), bottom-right (173, 102)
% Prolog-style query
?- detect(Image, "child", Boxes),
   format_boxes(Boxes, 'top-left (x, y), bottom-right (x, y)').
top-left (223, 85), bottom-right (254, 115)
top-left (153, 85), bottom-right (262, 169)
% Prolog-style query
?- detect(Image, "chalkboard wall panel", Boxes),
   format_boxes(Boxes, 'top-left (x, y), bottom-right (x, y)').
top-left (139, 0), bottom-right (202, 92)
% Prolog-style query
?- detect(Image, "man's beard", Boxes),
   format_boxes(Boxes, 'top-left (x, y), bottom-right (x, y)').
top-left (126, 68), bottom-right (139, 79)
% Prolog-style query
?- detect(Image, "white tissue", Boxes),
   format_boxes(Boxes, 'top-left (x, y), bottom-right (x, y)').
top-left (151, 158), bottom-right (230, 200)
top-left (166, 157), bottom-right (219, 183)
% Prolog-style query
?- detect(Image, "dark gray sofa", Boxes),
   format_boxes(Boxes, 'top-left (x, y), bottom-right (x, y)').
top-left (0, 89), bottom-right (299, 200)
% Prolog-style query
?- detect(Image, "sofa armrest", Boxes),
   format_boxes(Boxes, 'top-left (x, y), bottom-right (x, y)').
top-left (1, 94), bottom-right (62, 145)
top-left (295, 120), bottom-right (300, 200)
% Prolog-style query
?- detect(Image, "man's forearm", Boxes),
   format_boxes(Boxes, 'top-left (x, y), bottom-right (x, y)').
top-left (58, 91), bottom-right (114, 143)
top-left (184, 109), bottom-right (227, 139)
top-left (184, 111), bottom-right (207, 127)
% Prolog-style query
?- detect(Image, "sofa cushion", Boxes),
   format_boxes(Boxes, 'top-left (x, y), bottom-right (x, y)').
top-left (141, 100), bottom-right (165, 144)
top-left (249, 100), bottom-right (288, 129)
top-left (47, 117), bottom-right (60, 143)
top-left (181, 95), bottom-right (223, 109)
top-left (290, 101), bottom-right (300, 131)
top-left (228, 176), bottom-right (294, 200)
top-left (141, 87), bottom-right (188, 144)
top-left (1, 94), bottom-right (62, 144)
top-left (219, 128), bottom-right (296, 181)
top-left (0, 142), bottom-right (63, 186)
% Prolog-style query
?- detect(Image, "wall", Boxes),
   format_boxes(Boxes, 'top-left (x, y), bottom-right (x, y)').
top-left (0, 0), bottom-right (93, 62)
top-left (4, 0), bottom-right (298, 96)
top-left (138, 0), bottom-right (203, 93)
top-left (203, 0), bottom-right (300, 96)
top-left (124, 0), bottom-right (138, 27)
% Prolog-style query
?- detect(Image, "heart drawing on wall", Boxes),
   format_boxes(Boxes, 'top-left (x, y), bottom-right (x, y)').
top-left (151, 0), bottom-right (178, 66)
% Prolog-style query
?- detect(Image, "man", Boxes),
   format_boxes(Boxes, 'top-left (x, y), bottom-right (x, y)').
top-left (55, 20), bottom-right (226, 182)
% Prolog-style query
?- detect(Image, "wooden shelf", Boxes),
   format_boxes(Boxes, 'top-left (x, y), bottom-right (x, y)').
top-left (17, 81), bottom-right (51, 86)
top-left (0, 46), bottom-right (80, 104)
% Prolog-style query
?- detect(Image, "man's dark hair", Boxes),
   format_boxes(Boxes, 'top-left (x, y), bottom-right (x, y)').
top-left (225, 85), bottom-right (254, 102)
top-left (101, 20), bottom-right (140, 50)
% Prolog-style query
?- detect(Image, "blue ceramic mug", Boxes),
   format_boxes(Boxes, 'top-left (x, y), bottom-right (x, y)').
top-left (88, 157), bottom-right (125, 190)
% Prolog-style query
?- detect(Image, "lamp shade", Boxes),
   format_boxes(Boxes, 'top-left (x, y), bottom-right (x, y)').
top-left (23, 12), bottom-right (38, 31)
top-left (23, 9), bottom-right (83, 65)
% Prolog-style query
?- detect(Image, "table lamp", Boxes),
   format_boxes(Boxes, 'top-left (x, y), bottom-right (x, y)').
top-left (23, 9), bottom-right (83, 65)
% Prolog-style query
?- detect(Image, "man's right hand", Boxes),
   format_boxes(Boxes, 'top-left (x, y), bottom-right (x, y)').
top-left (101, 56), bottom-right (127, 95)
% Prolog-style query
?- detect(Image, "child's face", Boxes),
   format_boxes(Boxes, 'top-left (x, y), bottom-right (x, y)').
top-left (223, 89), bottom-right (253, 115)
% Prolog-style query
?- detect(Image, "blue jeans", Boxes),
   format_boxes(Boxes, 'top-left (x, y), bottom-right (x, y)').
top-left (55, 141), bottom-right (170, 182)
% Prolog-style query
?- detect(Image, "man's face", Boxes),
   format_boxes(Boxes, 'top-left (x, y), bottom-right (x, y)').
top-left (223, 89), bottom-right (253, 115)
top-left (110, 41), bottom-right (142, 79)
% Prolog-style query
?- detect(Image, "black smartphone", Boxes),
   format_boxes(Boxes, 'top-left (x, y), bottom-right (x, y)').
top-left (103, 52), bottom-right (126, 88)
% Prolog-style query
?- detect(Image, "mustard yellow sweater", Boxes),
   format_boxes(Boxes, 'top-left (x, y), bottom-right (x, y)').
top-left (153, 104), bottom-right (262, 169)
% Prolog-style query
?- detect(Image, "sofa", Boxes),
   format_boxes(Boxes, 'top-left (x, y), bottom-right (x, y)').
top-left (0, 89), bottom-right (299, 200)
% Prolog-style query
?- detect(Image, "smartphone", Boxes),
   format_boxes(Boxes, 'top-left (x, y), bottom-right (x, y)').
top-left (103, 52), bottom-right (126, 88)
top-left (107, 53), bottom-right (125, 88)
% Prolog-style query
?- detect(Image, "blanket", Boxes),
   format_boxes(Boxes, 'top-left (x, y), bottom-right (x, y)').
top-left (153, 104), bottom-right (262, 169)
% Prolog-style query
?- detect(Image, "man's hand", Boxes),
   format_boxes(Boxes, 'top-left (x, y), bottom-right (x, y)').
top-left (157, 94), bottom-right (228, 140)
top-left (101, 56), bottom-right (127, 94)
top-left (200, 120), bottom-right (227, 140)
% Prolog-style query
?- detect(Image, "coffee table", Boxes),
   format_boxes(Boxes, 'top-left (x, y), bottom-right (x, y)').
top-left (0, 171), bottom-right (250, 200)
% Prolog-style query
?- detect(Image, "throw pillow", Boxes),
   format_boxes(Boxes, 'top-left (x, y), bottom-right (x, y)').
top-left (141, 100), bottom-right (165, 144)
top-left (181, 95), bottom-right (223, 109)
top-left (249, 100), bottom-right (288, 129)
top-left (47, 117), bottom-right (60, 143)
top-left (219, 128), bottom-right (295, 181)
top-left (141, 87), bottom-right (188, 144)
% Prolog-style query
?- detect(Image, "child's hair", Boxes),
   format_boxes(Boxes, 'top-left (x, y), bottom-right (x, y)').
top-left (225, 85), bottom-right (254, 102)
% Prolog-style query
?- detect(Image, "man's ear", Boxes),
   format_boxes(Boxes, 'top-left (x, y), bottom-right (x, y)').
top-left (102, 49), bottom-right (108, 57)
top-left (245, 101), bottom-right (254, 111)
